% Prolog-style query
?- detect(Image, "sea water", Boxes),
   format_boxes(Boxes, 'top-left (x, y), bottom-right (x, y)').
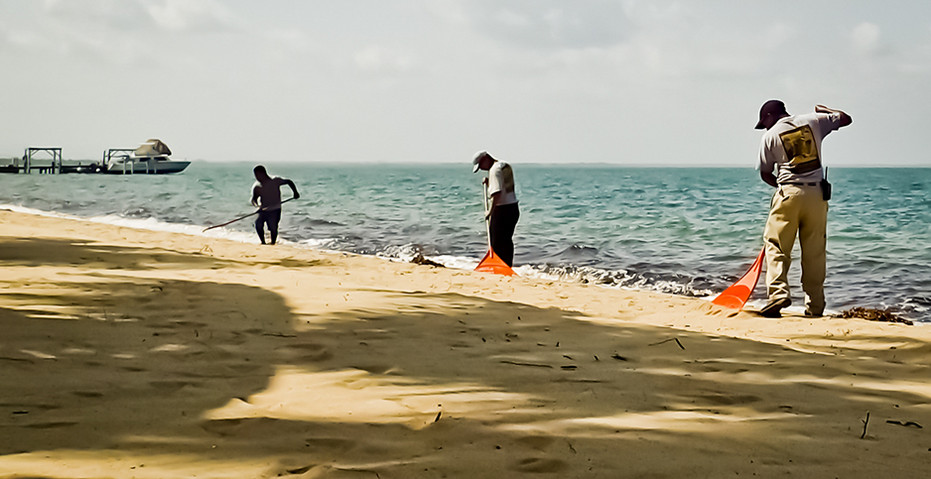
top-left (1, 163), bottom-right (928, 322)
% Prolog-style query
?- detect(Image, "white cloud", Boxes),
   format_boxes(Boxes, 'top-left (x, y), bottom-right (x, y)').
top-left (2, 27), bottom-right (49, 50)
top-left (42, 0), bottom-right (155, 33)
top-left (354, 45), bottom-right (416, 74)
top-left (851, 22), bottom-right (882, 55)
top-left (265, 28), bottom-right (312, 51)
top-left (144, 0), bottom-right (238, 32)
top-left (763, 23), bottom-right (795, 50)
top-left (463, 0), bottom-right (632, 50)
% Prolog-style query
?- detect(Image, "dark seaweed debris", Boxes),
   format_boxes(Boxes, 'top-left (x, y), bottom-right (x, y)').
top-left (839, 307), bottom-right (912, 326)
top-left (410, 253), bottom-right (445, 268)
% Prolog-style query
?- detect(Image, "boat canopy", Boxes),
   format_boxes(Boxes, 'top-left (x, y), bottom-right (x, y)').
top-left (134, 139), bottom-right (172, 157)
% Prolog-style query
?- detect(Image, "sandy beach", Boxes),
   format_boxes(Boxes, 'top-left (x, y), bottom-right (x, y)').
top-left (1, 209), bottom-right (929, 478)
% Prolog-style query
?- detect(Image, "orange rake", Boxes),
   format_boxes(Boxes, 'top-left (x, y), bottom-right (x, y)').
top-left (475, 247), bottom-right (516, 276)
top-left (474, 182), bottom-right (516, 276)
top-left (712, 247), bottom-right (764, 309)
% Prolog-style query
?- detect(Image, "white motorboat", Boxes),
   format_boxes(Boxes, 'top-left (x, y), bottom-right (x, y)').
top-left (104, 139), bottom-right (190, 175)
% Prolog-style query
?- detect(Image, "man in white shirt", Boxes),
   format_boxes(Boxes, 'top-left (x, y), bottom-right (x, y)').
top-left (472, 151), bottom-right (520, 267)
top-left (251, 165), bottom-right (300, 245)
top-left (755, 100), bottom-right (852, 317)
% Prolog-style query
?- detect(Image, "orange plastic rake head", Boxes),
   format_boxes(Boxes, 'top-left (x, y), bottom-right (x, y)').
top-left (474, 179), bottom-right (517, 276)
top-left (712, 248), bottom-right (764, 309)
top-left (475, 247), bottom-right (516, 276)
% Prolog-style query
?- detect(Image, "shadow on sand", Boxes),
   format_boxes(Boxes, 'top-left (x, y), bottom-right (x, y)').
top-left (1, 237), bottom-right (929, 478)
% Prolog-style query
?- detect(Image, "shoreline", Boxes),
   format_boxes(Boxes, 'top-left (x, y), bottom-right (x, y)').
top-left (0, 202), bottom-right (724, 301)
top-left (3, 161), bottom-right (928, 324)
top-left (1, 210), bottom-right (929, 477)
top-left (3, 203), bottom-right (920, 323)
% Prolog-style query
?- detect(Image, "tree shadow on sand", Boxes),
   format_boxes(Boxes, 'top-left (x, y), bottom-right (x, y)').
top-left (1, 240), bottom-right (930, 478)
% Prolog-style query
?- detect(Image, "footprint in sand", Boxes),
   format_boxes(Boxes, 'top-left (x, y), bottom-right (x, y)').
top-left (149, 380), bottom-right (196, 392)
top-left (201, 418), bottom-right (245, 437)
top-left (303, 437), bottom-right (355, 452)
top-left (696, 393), bottom-right (761, 406)
top-left (351, 364), bottom-right (396, 375)
top-left (511, 457), bottom-right (567, 473)
top-left (283, 343), bottom-right (332, 362)
top-left (279, 465), bottom-right (315, 475)
top-left (515, 435), bottom-right (555, 451)
top-left (72, 391), bottom-right (104, 398)
top-left (23, 421), bottom-right (79, 429)
top-left (226, 363), bottom-right (264, 374)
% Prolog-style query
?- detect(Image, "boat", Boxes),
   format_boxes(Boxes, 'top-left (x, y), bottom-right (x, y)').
top-left (103, 139), bottom-right (190, 175)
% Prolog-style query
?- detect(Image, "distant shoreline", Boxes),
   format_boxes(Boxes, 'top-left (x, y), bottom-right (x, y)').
top-left (3, 157), bottom-right (929, 168)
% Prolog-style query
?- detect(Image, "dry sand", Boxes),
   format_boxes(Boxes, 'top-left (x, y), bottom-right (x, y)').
top-left (1, 209), bottom-right (929, 478)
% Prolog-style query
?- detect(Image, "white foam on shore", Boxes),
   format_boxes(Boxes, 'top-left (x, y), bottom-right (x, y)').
top-left (0, 203), bottom-right (747, 299)
top-left (2, 204), bottom-right (77, 219)
top-left (89, 213), bottom-right (260, 244)
top-left (3, 203), bottom-right (924, 323)
top-left (0, 203), bottom-right (329, 249)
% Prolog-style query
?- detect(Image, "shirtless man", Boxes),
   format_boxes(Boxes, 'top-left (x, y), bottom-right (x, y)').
top-left (251, 165), bottom-right (300, 245)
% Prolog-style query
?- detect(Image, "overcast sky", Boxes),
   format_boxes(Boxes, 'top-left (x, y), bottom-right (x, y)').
top-left (1, 0), bottom-right (929, 166)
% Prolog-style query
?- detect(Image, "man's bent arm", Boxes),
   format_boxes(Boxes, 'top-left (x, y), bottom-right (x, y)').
top-left (815, 105), bottom-right (852, 127)
top-left (284, 179), bottom-right (300, 199)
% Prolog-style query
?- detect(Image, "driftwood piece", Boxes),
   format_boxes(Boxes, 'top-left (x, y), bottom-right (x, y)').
top-left (649, 337), bottom-right (685, 350)
top-left (860, 411), bottom-right (870, 439)
top-left (886, 419), bottom-right (922, 429)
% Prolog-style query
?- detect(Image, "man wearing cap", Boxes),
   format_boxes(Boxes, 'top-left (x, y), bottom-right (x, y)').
top-left (472, 151), bottom-right (519, 267)
top-left (755, 100), bottom-right (852, 317)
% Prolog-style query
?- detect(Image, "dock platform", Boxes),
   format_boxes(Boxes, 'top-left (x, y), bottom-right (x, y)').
top-left (1, 141), bottom-right (189, 175)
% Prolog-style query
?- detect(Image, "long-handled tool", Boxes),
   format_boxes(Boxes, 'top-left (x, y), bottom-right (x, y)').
top-left (712, 247), bottom-right (764, 309)
top-left (203, 197), bottom-right (296, 232)
top-left (474, 182), bottom-right (516, 276)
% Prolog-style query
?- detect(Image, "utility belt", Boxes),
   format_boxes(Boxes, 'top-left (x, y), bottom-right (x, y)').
top-left (779, 180), bottom-right (832, 201)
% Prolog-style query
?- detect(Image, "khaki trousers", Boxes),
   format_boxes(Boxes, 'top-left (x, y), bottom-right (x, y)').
top-left (763, 184), bottom-right (828, 315)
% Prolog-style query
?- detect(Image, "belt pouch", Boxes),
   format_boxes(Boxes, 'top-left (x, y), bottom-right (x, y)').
top-left (820, 179), bottom-right (832, 201)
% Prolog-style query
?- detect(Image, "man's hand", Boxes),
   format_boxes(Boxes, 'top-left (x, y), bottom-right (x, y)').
top-left (293, 192), bottom-right (301, 200)
top-left (760, 171), bottom-right (778, 188)
top-left (481, 177), bottom-right (489, 186)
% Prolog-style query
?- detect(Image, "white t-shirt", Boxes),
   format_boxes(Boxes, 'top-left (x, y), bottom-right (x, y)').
top-left (252, 177), bottom-right (287, 210)
top-left (488, 161), bottom-right (518, 205)
top-left (758, 112), bottom-right (842, 184)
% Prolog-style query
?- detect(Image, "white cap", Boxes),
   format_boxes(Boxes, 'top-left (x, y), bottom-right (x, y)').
top-left (472, 150), bottom-right (489, 173)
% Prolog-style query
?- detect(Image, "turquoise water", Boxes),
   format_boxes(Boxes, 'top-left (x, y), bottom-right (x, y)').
top-left (1, 163), bottom-right (928, 322)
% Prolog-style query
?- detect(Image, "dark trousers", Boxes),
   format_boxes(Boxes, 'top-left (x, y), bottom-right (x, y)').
top-left (490, 203), bottom-right (519, 267)
top-left (255, 209), bottom-right (282, 244)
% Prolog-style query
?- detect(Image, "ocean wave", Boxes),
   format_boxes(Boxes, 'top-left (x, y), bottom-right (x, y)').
top-left (522, 263), bottom-right (714, 297)
top-left (364, 242), bottom-right (716, 298)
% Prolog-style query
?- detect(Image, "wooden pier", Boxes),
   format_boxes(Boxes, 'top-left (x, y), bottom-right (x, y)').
top-left (1, 140), bottom-right (190, 175)
top-left (25, 147), bottom-right (63, 173)
top-left (0, 147), bottom-right (101, 174)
